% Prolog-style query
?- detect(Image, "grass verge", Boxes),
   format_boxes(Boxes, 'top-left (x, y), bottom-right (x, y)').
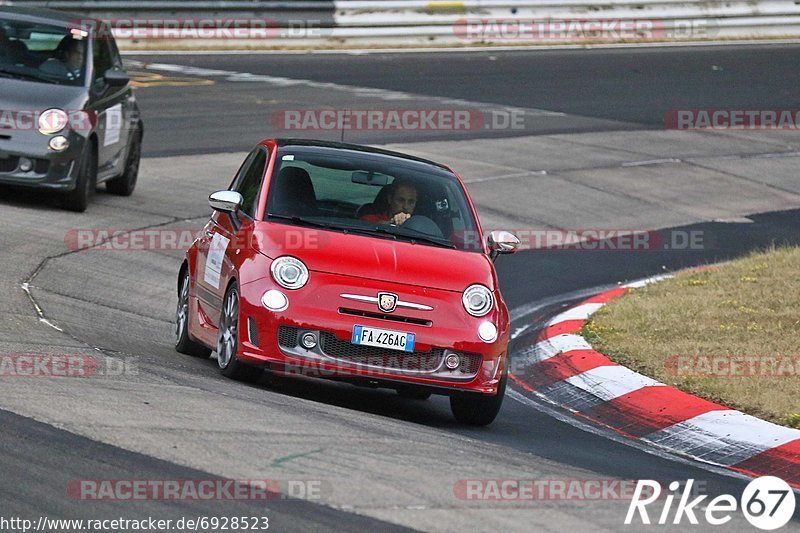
top-left (584, 245), bottom-right (800, 428)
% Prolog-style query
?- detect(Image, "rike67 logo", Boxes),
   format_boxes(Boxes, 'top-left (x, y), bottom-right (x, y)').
top-left (626, 477), bottom-right (796, 530)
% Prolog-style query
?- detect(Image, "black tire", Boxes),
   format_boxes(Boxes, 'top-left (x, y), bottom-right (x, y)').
top-left (396, 387), bottom-right (432, 401)
top-left (106, 127), bottom-right (141, 196)
top-left (217, 282), bottom-right (262, 382)
top-left (450, 361), bottom-right (508, 426)
top-left (62, 141), bottom-right (96, 212)
top-left (175, 267), bottom-right (212, 358)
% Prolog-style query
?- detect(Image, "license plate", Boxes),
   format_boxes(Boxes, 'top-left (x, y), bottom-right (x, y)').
top-left (351, 325), bottom-right (415, 352)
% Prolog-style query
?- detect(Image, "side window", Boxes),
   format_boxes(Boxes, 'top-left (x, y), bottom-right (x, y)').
top-left (107, 31), bottom-right (124, 69)
top-left (92, 36), bottom-right (113, 83)
top-left (232, 148), bottom-right (267, 219)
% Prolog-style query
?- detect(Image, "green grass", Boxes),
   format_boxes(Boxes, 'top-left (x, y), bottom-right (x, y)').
top-left (586, 246), bottom-right (800, 428)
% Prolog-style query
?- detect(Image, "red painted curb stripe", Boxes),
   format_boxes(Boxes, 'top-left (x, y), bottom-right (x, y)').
top-left (730, 439), bottom-right (800, 488)
top-left (584, 286), bottom-right (629, 304)
top-left (581, 385), bottom-right (729, 438)
top-left (519, 349), bottom-right (616, 390)
top-left (539, 319), bottom-right (585, 341)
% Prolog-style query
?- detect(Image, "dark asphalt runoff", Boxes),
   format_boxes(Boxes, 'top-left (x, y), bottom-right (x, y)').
top-left (126, 44), bottom-right (800, 156)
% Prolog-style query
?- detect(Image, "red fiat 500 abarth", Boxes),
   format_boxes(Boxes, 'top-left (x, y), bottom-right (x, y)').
top-left (175, 139), bottom-right (519, 425)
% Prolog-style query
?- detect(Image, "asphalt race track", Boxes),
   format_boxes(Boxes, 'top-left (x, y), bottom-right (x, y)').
top-left (2, 45), bottom-right (800, 532)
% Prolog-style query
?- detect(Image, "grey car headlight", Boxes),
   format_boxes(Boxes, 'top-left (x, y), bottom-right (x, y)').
top-left (39, 108), bottom-right (69, 135)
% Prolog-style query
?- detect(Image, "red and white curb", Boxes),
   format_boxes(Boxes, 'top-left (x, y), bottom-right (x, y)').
top-left (509, 277), bottom-right (800, 489)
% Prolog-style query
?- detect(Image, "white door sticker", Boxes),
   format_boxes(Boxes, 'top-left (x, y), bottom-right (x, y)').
top-left (204, 233), bottom-right (230, 289)
top-left (104, 104), bottom-right (122, 147)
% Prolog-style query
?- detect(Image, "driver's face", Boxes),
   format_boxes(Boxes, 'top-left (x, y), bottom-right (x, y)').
top-left (389, 184), bottom-right (417, 216)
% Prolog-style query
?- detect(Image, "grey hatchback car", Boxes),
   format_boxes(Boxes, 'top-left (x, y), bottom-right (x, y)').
top-left (0, 7), bottom-right (142, 211)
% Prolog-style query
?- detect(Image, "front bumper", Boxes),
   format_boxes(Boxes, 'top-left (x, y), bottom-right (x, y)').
top-left (0, 130), bottom-right (85, 191)
top-left (235, 273), bottom-right (508, 395)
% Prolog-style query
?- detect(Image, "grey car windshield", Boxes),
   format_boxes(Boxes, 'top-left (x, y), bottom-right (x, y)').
top-left (265, 146), bottom-right (483, 252)
top-left (0, 18), bottom-right (87, 86)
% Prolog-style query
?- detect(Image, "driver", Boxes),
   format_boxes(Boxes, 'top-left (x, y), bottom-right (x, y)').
top-left (360, 179), bottom-right (417, 226)
top-left (40, 36), bottom-right (84, 80)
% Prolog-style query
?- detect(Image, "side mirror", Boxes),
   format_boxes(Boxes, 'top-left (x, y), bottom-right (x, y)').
top-left (104, 68), bottom-right (130, 87)
top-left (487, 230), bottom-right (520, 260)
top-left (209, 190), bottom-right (243, 214)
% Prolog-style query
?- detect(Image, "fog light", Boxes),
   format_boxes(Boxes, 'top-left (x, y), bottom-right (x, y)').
top-left (18, 157), bottom-right (33, 172)
top-left (444, 352), bottom-right (461, 370)
top-left (300, 332), bottom-right (317, 349)
top-left (478, 321), bottom-right (498, 343)
top-left (261, 289), bottom-right (288, 311)
top-left (48, 135), bottom-right (69, 152)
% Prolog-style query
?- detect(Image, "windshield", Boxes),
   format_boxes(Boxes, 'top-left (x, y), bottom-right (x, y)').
top-left (0, 18), bottom-right (87, 86)
top-left (265, 145), bottom-right (483, 252)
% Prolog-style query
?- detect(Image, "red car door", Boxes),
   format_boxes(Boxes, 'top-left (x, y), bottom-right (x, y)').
top-left (195, 148), bottom-right (269, 334)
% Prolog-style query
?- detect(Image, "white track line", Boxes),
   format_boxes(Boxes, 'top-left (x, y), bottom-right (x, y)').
top-left (127, 60), bottom-right (563, 118)
top-left (121, 39), bottom-right (800, 56)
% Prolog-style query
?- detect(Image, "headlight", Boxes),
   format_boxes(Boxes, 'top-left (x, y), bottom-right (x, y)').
top-left (462, 284), bottom-right (493, 317)
top-left (270, 256), bottom-right (308, 290)
top-left (39, 108), bottom-right (69, 135)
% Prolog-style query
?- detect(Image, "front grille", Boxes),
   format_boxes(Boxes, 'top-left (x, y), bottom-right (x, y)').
top-left (338, 308), bottom-right (431, 327)
top-left (0, 157), bottom-right (48, 174)
top-left (248, 317), bottom-right (259, 347)
top-left (320, 331), bottom-right (444, 372)
top-left (278, 326), bottom-right (298, 348)
top-left (277, 326), bottom-right (482, 376)
top-left (0, 156), bottom-right (19, 173)
top-left (34, 158), bottom-right (49, 174)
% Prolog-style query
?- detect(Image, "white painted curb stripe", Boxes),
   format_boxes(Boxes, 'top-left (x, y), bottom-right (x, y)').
top-left (530, 334), bottom-right (593, 363)
top-left (644, 410), bottom-right (800, 466)
top-left (563, 365), bottom-right (664, 402)
top-left (547, 302), bottom-right (605, 324)
top-left (623, 274), bottom-right (673, 288)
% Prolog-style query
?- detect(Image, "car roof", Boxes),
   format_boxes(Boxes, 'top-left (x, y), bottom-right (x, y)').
top-left (0, 6), bottom-right (98, 27)
top-left (273, 138), bottom-right (452, 172)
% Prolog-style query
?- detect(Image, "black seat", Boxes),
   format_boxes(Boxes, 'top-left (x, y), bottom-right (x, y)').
top-left (0, 27), bottom-right (29, 66)
top-left (271, 166), bottom-right (317, 216)
top-left (356, 185), bottom-right (391, 219)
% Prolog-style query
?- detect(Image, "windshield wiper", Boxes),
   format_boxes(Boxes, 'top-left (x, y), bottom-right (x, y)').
top-left (0, 68), bottom-right (52, 83)
top-left (266, 213), bottom-right (334, 229)
top-left (265, 214), bottom-right (453, 248)
top-left (341, 225), bottom-right (398, 241)
top-left (266, 213), bottom-right (400, 241)
top-left (382, 228), bottom-right (456, 249)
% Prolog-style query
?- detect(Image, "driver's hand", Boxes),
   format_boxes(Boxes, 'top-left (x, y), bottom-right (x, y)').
top-left (390, 212), bottom-right (412, 225)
